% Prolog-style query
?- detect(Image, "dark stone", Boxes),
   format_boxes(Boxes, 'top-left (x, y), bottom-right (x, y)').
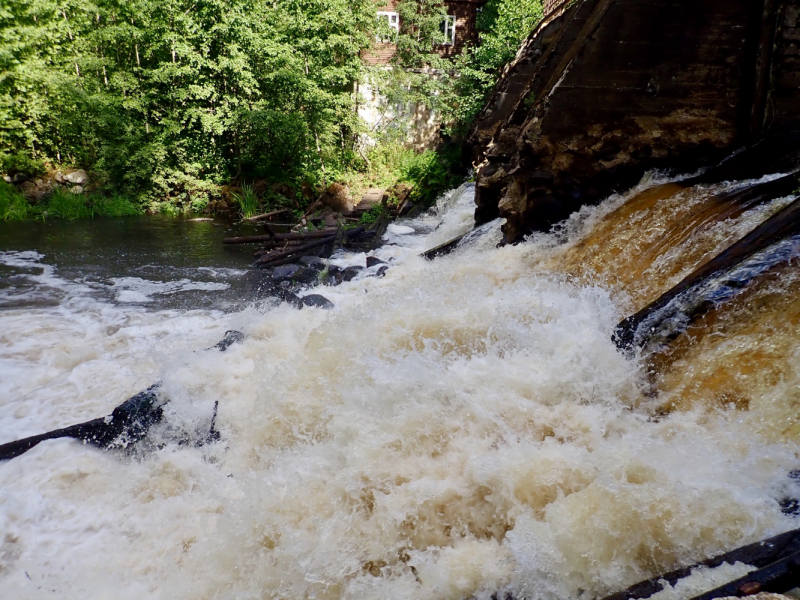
top-left (342, 266), bottom-right (362, 281)
top-left (366, 256), bottom-right (387, 267)
top-left (300, 294), bottom-right (334, 309)
top-left (272, 264), bottom-right (301, 280)
top-left (374, 265), bottom-right (389, 278)
top-left (299, 255), bottom-right (327, 269)
top-left (209, 330), bottom-right (246, 351)
top-left (467, 0), bottom-right (800, 241)
top-left (292, 266), bottom-right (321, 285)
top-left (322, 265), bottom-right (344, 286)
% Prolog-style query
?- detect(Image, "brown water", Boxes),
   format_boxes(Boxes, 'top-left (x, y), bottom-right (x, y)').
top-left (0, 180), bottom-right (798, 600)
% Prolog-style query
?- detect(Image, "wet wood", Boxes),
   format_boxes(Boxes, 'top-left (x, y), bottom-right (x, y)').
top-left (614, 174), bottom-right (800, 350)
top-left (242, 208), bottom-right (292, 222)
top-left (223, 229), bottom-right (337, 245)
top-left (598, 527), bottom-right (800, 600)
top-left (421, 233), bottom-right (469, 260)
top-left (252, 227), bottom-right (366, 268)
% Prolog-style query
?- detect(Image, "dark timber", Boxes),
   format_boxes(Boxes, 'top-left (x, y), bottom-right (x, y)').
top-left (597, 527), bottom-right (800, 600)
top-left (614, 174), bottom-right (800, 351)
top-left (0, 330), bottom-right (243, 461)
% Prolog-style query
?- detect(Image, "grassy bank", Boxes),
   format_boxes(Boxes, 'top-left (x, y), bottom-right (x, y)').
top-left (0, 182), bottom-right (142, 221)
top-left (1, 141), bottom-right (464, 221)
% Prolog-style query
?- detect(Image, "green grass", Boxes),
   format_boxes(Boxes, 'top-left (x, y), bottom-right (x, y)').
top-left (0, 182), bottom-right (143, 221)
top-left (231, 183), bottom-right (259, 218)
top-left (342, 141), bottom-right (463, 209)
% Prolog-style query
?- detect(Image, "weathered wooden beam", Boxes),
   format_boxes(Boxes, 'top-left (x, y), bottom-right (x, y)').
top-left (241, 208), bottom-right (292, 222)
top-left (0, 331), bottom-right (244, 461)
top-left (599, 527), bottom-right (800, 600)
top-left (614, 175), bottom-right (800, 350)
top-left (421, 233), bottom-right (468, 260)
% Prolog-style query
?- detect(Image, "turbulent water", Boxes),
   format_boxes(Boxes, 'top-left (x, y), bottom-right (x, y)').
top-left (0, 180), bottom-right (798, 600)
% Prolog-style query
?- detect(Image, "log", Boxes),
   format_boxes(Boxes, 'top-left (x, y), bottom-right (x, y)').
top-left (599, 527), bottom-right (800, 600)
top-left (242, 208), bottom-right (292, 222)
top-left (614, 176), bottom-right (800, 351)
top-left (252, 227), bottom-right (365, 268)
top-left (421, 233), bottom-right (469, 260)
top-left (0, 330), bottom-right (244, 461)
top-left (223, 229), bottom-right (338, 245)
top-left (253, 236), bottom-right (336, 267)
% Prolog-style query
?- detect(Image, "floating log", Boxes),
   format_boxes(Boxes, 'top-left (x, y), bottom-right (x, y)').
top-left (614, 176), bottom-right (800, 351)
top-left (0, 330), bottom-right (243, 461)
top-left (599, 527), bottom-right (800, 600)
top-left (421, 232), bottom-right (469, 260)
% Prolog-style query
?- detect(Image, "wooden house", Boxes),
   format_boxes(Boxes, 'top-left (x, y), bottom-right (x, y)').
top-left (364, 0), bottom-right (489, 65)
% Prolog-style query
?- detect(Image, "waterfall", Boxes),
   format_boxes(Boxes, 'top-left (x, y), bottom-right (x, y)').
top-left (0, 176), bottom-right (797, 600)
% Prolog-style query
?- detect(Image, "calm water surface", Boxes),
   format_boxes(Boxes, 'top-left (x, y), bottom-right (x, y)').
top-left (0, 215), bottom-right (269, 310)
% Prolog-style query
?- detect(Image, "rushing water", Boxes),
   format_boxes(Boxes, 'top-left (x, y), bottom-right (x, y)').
top-left (0, 181), bottom-right (798, 600)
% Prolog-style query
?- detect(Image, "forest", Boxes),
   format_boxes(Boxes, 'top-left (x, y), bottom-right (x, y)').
top-left (0, 0), bottom-right (542, 218)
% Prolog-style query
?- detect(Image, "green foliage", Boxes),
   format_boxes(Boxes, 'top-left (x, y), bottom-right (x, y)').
top-left (0, 0), bottom-right (376, 200)
top-left (358, 202), bottom-right (387, 225)
top-left (0, 152), bottom-right (46, 177)
top-left (0, 182), bottom-right (37, 220)
top-left (231, 183), bottom-right (259, 218)
top-left (442, 0), bottom-right (543, 133)
top-left (45, 187), bottom-right (95, 219)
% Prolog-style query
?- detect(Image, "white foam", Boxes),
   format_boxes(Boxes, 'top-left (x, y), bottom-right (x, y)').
top-left (0, 177), bottom-right (796, 600)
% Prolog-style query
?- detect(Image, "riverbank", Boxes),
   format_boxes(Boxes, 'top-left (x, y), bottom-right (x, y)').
top-left (0, 143), bottom-right (463, 222)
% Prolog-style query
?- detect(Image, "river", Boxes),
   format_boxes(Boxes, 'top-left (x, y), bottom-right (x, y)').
top-left (0, 180), bottom-right (797, 599)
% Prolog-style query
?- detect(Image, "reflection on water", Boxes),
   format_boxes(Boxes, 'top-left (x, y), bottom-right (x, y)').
top-left (0, 215), bottom-right (262, 310)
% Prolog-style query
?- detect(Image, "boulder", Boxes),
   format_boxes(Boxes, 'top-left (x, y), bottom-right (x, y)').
top-left (366, 256), bottom-right (386, 268)
top-left (292, 266), bottom-right (321, 285)
top-left (70, 185), bottom-right (84, 194)
top-left (342, 266), bottom-right (362, 282)
top-left (64, 169), bottom-right (88, 185)
top-left (468, 0), bottom-right (800, 243)
top-left (272, 264), bottom-right (301, 280)
top-left (319, 182), bottom-right (355, 214)
top-left (300, 294), bottom-right (334, 309)
top-left (299, 256), bottom-right (326, 269)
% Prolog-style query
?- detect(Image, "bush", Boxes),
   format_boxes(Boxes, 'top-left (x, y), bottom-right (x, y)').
top-left (0, 152), bottom-right (46, 178)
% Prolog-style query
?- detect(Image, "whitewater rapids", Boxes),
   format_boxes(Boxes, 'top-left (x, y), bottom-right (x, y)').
top-left (0, 181), bottom-right (798, 599)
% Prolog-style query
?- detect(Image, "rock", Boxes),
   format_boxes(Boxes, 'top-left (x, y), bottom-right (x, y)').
top-left (64, 169), bottom-right (88, 185)
top-left (271, 264), bottom-right (301, 280)
top-left (342, 266), bottom-right (362, 282)
top-left (322, 265), bottom-right (343, 286)
top-left (374, 265), bottom-right (389, 278)
top-left (70, 185), bottom-right (84, 194)
top-left (209, 330), bottom-right (245, 351)
top-left (54, 171), bottom-right (64, 183)
top-left (300, 294), bottom-right (334, 309)
top-left (366, 256), bottom-right (386, 268)
top-left (319, 182), bottom-right (355, 213)
top-left (323, 211), bottom-right (340, 227)
top-left (292, 266), bottom-right (321, 285)
top-left (299, 256), bottom-right (326, 269)
top-left (468, 0), bottom-right (800, 243)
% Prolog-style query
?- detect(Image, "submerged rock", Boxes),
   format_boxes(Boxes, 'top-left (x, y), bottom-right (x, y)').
top-left (300, 294), bottom-right (334, 309)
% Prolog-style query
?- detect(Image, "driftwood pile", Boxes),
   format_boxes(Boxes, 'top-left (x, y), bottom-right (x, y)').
top-left (223, 217), bottom-right (391, 268)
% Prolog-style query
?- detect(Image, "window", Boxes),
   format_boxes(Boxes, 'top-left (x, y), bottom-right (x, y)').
top-left (440, 15), bottom-right (456, 45)
top-left (376, 11), bottom-right (399, 42)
